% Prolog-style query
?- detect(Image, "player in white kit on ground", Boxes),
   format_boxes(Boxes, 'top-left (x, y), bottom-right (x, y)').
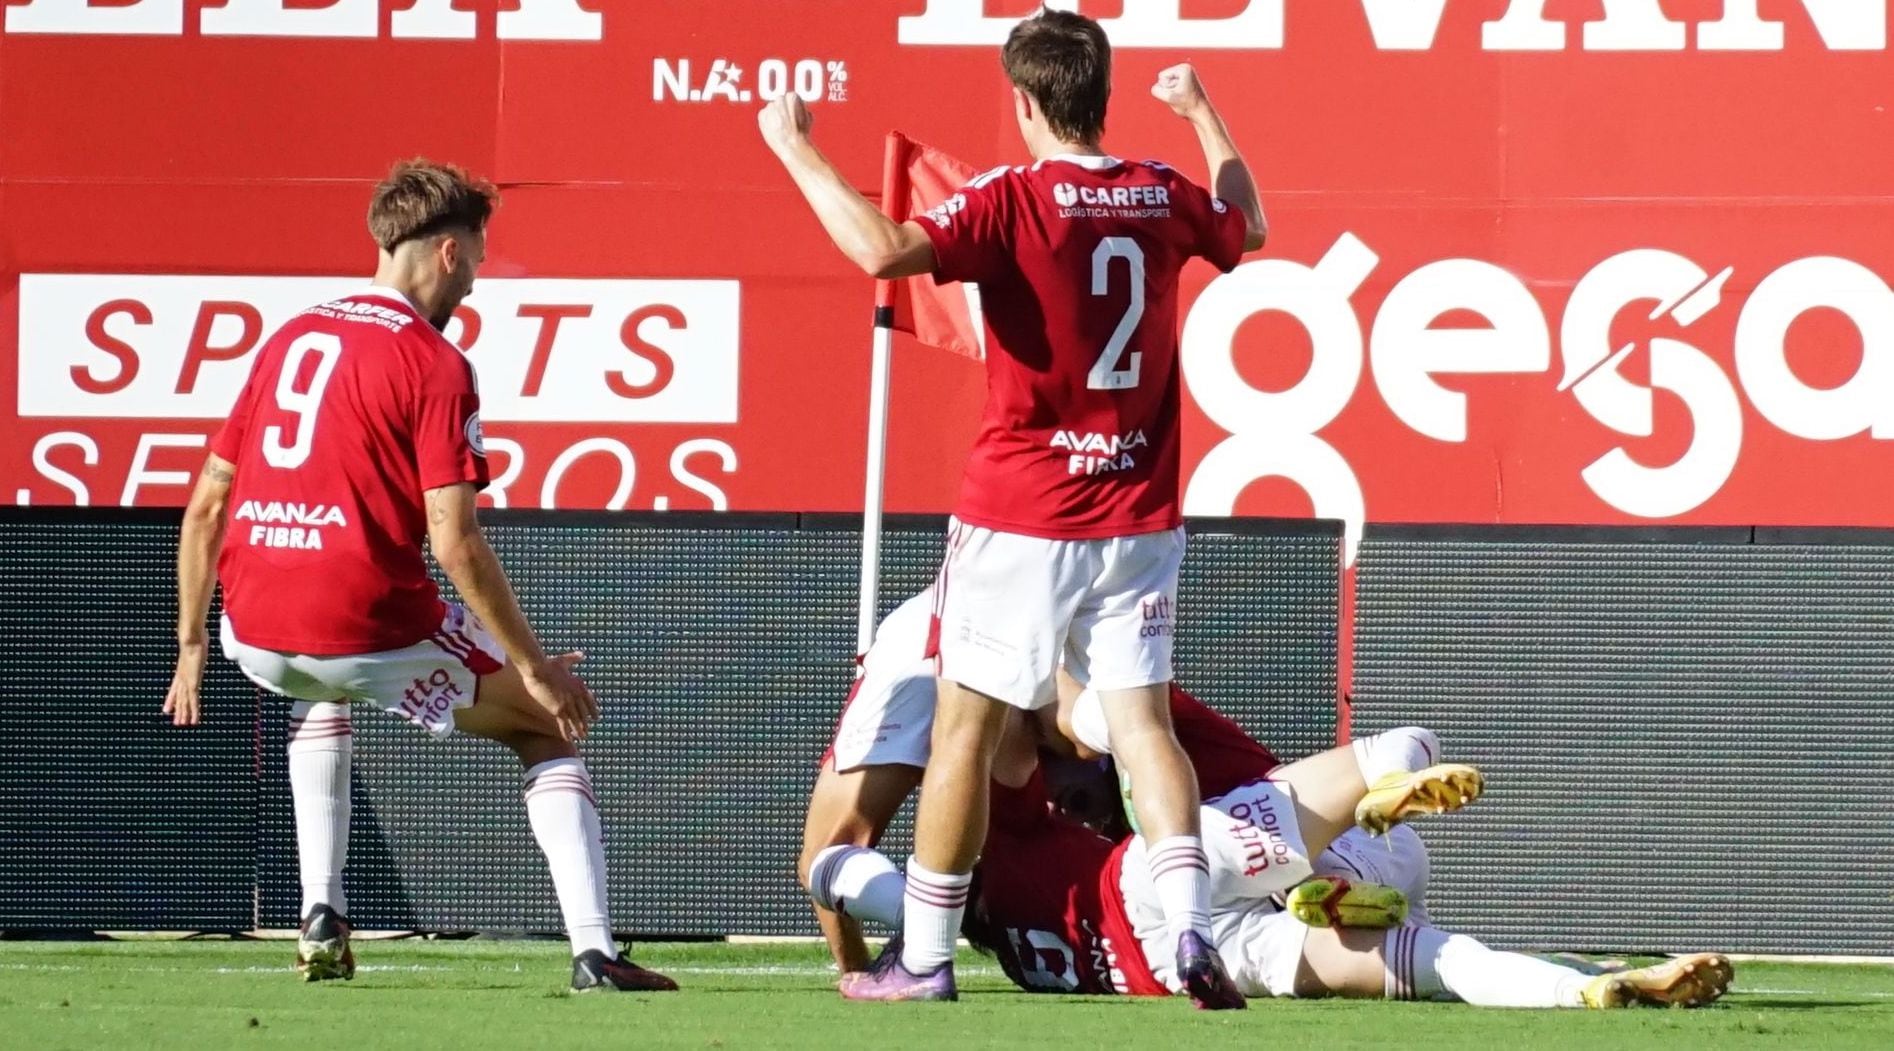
top-left (762, 9), bottom-right (1268, 1005)
top-left (807, 670), bottom-right (1733, 1010)
top-left (162, 160), bottom-right (675, 994)
top-left (801, 591), bottom-right (1485, 977)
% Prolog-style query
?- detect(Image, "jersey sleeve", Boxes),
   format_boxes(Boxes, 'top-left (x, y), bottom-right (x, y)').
top-left (1172, 173), bottom-right (1249, 273)
top-left (209, 353), bottom-right (268, 463)
top-left (414, 346), bottom-right (490, 492)
top-left (918, 168), bottom-right (1013, 285)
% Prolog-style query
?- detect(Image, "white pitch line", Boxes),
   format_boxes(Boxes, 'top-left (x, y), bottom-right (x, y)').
top-left (1739, 987), bottom-right (1894, 998)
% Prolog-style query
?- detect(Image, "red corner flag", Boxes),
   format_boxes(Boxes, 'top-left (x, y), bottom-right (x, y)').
top-left (879, 131), bottom-right (986, 360)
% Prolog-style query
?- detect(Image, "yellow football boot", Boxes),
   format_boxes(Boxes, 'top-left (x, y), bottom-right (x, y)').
top-left (1355, 764), bottom-right (1485, 835)
top-left (1285, 876), bottom-right (1409, 929)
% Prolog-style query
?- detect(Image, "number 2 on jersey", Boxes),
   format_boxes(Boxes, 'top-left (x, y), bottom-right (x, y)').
top-left (1086, 237), bottom-right (1146, 391)
top-left (262, 331), bottom-right (342, 469)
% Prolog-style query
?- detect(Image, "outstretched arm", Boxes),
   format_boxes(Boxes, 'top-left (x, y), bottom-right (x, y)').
top-left (165, 454), bottom-right (237, 727)
top-left (758, 93), bottom-right (936, 279)
top-left (425, 482), bottom-right (598, 740)
top-left (1154, 64), bottom-right (1267, 252)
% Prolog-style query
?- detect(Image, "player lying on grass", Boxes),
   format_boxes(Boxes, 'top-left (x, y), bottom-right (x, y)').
top-left (1046, 690), bottom-right (1733, 1007)
top-left (808, 683), bottom-right (1734, 1008)
top-left (799, 592), bottom-right (1481, 980)
top-left (163, 160), bottom-right (673, 994)
top-left (822, 738), bottom-right (1732, 1008)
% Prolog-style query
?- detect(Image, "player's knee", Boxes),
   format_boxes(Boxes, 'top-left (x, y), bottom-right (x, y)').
top-left (799, 787), bottom-right (882, 886)
top-left (798, 817), bottom-right (876, 887)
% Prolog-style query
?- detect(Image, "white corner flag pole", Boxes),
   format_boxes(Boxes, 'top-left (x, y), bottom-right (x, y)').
top-left (857, 133), bottom-right (912, 660)
top-left (856, 308), bottom-right (897, 658)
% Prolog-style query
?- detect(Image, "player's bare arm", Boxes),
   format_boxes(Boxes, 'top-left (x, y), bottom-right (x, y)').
top-left (423, 483), bottom-right (599, 740)
top-left (758, 93), bottom-right (936, 279)
top-left (1153, 64), bottom-right (1267, 252)
top-left (164, 453), bottom-right (238, 727)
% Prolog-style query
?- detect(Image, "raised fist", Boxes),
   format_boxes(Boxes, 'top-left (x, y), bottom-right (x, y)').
top-left (758, 93), bottom-right (814, 154)
top-left (1151, 63), bottom-right (1210, 120)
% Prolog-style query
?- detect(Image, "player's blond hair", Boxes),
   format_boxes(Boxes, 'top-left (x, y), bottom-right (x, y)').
top-left (1001, 8), bottom-right (1111, 145)
top-left (366, 159), bottom-right (499, 253)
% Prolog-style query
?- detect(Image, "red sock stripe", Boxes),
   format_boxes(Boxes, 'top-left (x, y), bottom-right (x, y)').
top-left (527, 775), bottom-right (596, 792)
top-left (288, 723), bottom-right (353, 735)
top-left (287, 729), bottom-right (354, 744)
top-left (1395, 928), bottom-right (1417, 1001)
top-left (1147, 846), bottom-right (1209, 878)
top-left (904, 884), bottom-right (970, 910)
top-left (525, 775), bottom-right (598, 807)
top-left (905, 871), bottom-right (971, 910)
top-left (1407, 929), bottom-right (1418, 1001)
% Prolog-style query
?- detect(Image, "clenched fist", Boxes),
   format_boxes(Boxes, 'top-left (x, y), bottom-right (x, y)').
top-left (1151, 63), bottom-right (1211, 120)
top-left (758, 93), bottom-right (814, 155)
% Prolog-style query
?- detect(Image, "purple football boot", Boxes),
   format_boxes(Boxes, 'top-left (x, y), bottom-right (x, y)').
top-left (1177, 930), bottom-right (1247, 1010)
top-left (838, 937), bottom-right (958, 1002)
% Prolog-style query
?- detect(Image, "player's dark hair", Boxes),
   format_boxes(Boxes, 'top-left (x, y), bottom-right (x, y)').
top-left (367, 159), bottom-right (499, 253)
top-left (1001, 8), bottom-right (1111, 145)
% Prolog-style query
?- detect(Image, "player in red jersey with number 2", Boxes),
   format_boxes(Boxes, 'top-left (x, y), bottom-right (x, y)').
top-left (162, 161), bottom-right (675, 995)
top-left (761, 9), bottom-right (1265, 1005)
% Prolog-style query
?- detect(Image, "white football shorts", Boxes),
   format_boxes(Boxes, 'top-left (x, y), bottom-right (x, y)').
top-left (221, 602), bottom-right (504, 738)
top-left (1129, 822), bottom-right (1435, 998)
top-left (825, 592), bottom-right (938, 772)
top-left (1315, 825), bottom-right (1432, 927)
top-left (930, 519), bottom-right (1185, 711)
top-left (1119, 777), bottom-right (1316, 935)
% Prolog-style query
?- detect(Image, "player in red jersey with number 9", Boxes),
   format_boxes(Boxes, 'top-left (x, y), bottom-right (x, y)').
top-left (162, 161), bottom-right (675, 995)
top-left (761, 9), bottom-right (1266, 1005)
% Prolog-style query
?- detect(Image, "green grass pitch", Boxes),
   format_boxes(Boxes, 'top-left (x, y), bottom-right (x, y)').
top-left (2, 939), bottom-right (1889, 1049)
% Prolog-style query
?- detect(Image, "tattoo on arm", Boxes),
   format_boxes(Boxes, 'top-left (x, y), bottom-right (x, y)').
top-left (205, 462), bottom-right (235, 484)
top-left (428, 492), bottom-right (451, 526)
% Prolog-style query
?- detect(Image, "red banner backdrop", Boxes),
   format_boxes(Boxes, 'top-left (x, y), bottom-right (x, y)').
top-left (3, 1), bottom-right (1890, 554)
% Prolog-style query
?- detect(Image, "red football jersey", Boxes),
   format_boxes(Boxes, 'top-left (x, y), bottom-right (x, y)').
top-left (976, 770), bottom-right (1168, 997)
top-left (1169, 685), bottom-right (1282, 800)
top-left (210, 288), bottom-right (488, 655)
top-left (920, 154), bottom-right (1247, 540)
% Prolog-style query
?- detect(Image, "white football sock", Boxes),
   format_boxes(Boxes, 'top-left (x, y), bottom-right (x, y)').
top-left (899, 859), bottom-right (970, 974)
top-left (808, 845), bottom-right (905, 926)
top-left (523, 758), bottom-right (616, 959)
top-left (287, 702), bottom-right (352, 920)
top-left (1387, 925), bottom-right (1590, 1007)
top-left (1351, 726), bottom-right (1440, 783)
top-left (1146, 835), bottom-right (1213, 941)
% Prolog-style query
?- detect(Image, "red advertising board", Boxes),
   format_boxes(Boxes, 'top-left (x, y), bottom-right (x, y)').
top-left (3, 1), bottom-right (1890, 556)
